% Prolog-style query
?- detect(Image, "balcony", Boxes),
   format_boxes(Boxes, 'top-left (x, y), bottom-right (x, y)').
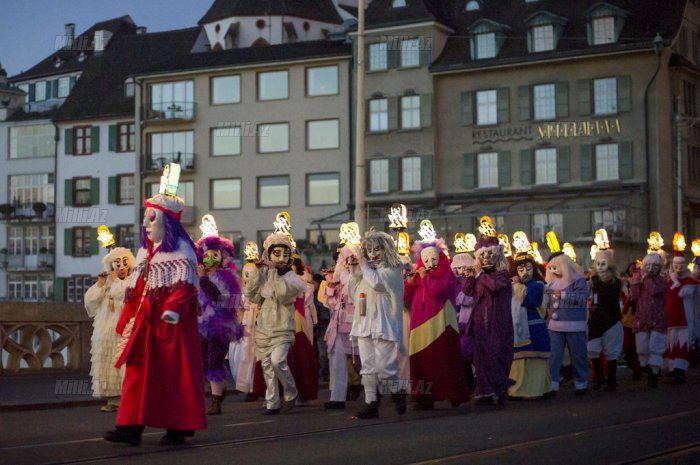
top-left (143, 101), bottom-right (195, 123)
top-left (3, 254), bottom-right (54, 271)
top-left (1, 204), bottom-right (55, 223)
top-left (145, 152), bottom-right (195, 172)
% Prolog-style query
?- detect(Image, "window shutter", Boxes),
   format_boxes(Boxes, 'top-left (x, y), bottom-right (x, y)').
top-left (64, 179), bottom-right (73, 206)
top-left (387, 96), bottom-right (398, 130)
top-left (90, 177), bottom-right (100, 206)
top-left (461, 91), bottom-right (474, 126)
top-left (498, 151), bottom-right (511, 187)
top-left (586, 23), bottom-right (593, 46)
top-left (577, 79), bottom-right (591, 116)
top-left (420, 93), bottom-right (432, 128)
top-left (108, 176), bottom-right (117, 204)
top-left (619, 141), bottom-right (634, 179)
top-left (70, 76), bottom-right (77, 90)
top-left (28, 83), bottom-right (36, 102)
top-left (421, 155), bottom-right (433, 191)
top-left (580, 144), bottom-right (594, 181)
top-left (520, 149), bottom-right (533, 186)
top-left (365, 99), bottom-right (371, 132)
top-left (526, 29), bottom-right (533, 53)
top-left (497, 88), bottom-right (510, 123)
top-left (46, 81), bottom-right (52, 100)
top-left (365, 160), bottom-right (372, 194)
top-left (387, 43), bottom-right (399, 69)
top-left (557, 146), bottom-right (571, 184)
top-left (53, 80), bottom-right (59, 98)
top-left (64, 228), bottom-right (73, 256)
top-left (64, 128), bottom-right (73, 155)
top-left (54, 277), bottom-right (65, 303)
top-left (389, 157), bottom-right (400, 192)
top-left (555, 81), bottom-right (569, 118)
top-left (463, 153), bottom-right (476, 188)
top-left (419, 37), bottom-right (431, 66)
top-left (518, 85), bottom-right (531, 121)
top-left (90, 126), bottom-right (100, 153)
top-left (469, 37), bottom-right (476, 60)
top-left (617, 75), bottom-right (632, 112)
top-left (90, 228), bottom-right (99, 255)
top-left (108, 125), bottom-right (117, 152)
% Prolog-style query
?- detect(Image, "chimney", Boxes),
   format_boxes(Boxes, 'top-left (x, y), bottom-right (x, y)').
top-left (65, 23), bottom-right (75, 47)
top-left (93, 30), bottom-right (113, 53)
top-left (136, 26), bottom-right (147, 35)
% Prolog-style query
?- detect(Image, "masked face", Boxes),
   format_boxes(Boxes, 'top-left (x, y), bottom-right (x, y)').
top-left (479, 248), bottom-right (496, 268)
top-left (671, 262), bottom-right (685, 274)
top-left (548, 260), bottom-right (563, 279)
top-left (202, 249), bottom-right (222, 270)
top-left (454, 266), bottom-right (475, 277)
top-left (420, 247), bottom-right (439, 271)
top-left (644, 261), bottom-right (661, 276)
top-left (142, 207), bottom-right (165, 244)
top-left (596, 258), bottom-right (609, 274)
top-left (365, 243), bottom-right (384, 265)
top-left (269, 245), bottom-right (291, 269)
top-left (516, 261), bottom-right (534, 283)
top-left (111, 256), bottom-right (131, 279)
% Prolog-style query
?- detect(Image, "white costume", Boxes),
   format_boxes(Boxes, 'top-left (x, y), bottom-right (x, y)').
top-left (229, 262), bottom-right (258, 393)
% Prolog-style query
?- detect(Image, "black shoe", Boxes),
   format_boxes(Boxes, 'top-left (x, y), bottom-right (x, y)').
top-left (160, 433), bottom-right (185, 446)
top-left (262, 408), bottom-right (280, 415)
top-left (574, 388), bottom-right (587, 396)
top-left (413, 399), bottom-right (435, 411)
top-left (591, 358), bottom-right (605, 391)
top-left (324, 401), bottom-right (346, 410)
top-left (354, 401), bottom-right (379, 419)
top-left (392, 391), bottom-right (407, 415)
top-left (244, 393), bottom-right (259, 402)
top-left (543, 390), bottom-right (557, 399)
top-left (104, 428), bottom-right (141, 446)
top-left (347, 384), bottom-right (362, 401)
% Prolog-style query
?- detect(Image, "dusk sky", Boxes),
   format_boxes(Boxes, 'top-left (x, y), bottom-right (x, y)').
top-left (0, 0), bottom-right (209, 77)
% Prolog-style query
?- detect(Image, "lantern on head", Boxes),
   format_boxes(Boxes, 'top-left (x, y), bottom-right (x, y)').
top-left (388, 203), bottom-right (408, 231)
top-left (97, 225), bottom-right (115, 249)
top-left (417, 219), bottom-right (437, 242)
top-left (199, 214), bottom-right (219, 239)
top-left (498, 234), bottom-right (512, 257)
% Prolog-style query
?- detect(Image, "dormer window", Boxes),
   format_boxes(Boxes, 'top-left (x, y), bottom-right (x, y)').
top-left (525, 12), bottom-right (567, 53)
top-left (393, 0), bottom-right (406, 7)
top-left (124, 79), bottom-right (134, 98)
top-left (466, 0), bottom-right (480, 11)
top-left (469, 20), bottom-right (509, 60)
top-left (78, 51), bottom-right (86, 62)
top-left (592, 17), bottom-right (615, 44)
top-left (586, 3), bottom-right (628, 46)
top-left (476, 33), bottom-right (496, 59)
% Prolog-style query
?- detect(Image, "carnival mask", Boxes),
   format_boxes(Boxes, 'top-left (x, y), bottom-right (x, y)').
top-left (644, 261), bottom-right (661, 276)
top-left (479, 248), bottom-right (496, 268)
top-left (269, 245), bottom-right (291, 269)
top-left (202, 249), bottom-right (222, 270)
top-left (595, 258), bottom-right (609, 274)
top-left (420, 247), bottom-right (439, 271)
top-left (364, 243), bottom-right (384, 265)
top-left (671, 262), bottom-right (685, 274)
top-left (455, 266), bottom-right (475, 277)
top-left (548, 261), bottom-right (563, 279)
top-left (111, 256), bottom-right (131, 280)
top-left (142, 207), bottom-right (165, 244)
top-left (516, 262), bottom-right (534, 283)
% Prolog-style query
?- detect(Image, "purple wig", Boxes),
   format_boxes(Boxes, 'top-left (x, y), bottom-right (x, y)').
top-left (140, 212), bottom-right (195, 253)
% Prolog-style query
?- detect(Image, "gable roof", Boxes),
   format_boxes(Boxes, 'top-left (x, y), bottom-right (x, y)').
top-left (364, 0), bottom-right (453, 29)
top-left (199, 0), bottom-right (343, 26)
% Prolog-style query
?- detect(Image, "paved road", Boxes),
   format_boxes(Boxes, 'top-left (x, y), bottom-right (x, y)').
top-left (1, 369), bottom-right (699, 465)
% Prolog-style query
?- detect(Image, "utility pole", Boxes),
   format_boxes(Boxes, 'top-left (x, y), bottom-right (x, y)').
top-left (354, 0), bottom-right (366, 233)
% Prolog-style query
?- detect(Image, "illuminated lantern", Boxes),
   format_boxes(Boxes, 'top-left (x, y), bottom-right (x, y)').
top-left (397, 231), bottom-right (411, 256)
top-left (273, 211), bottom-right (296, 249)
top-left (388, 203), bottom-right (408, 230)
top-left (478, 215), bottom-right (496, 238)
top-left (498, 234), bottom-right (512, 257)
top-left (454, 233), bottom-right (470, 254)
top-left (96, 225), bottom-right (115, 249)
top-left (159, 162), bottom-right (181, 197)
top-left (530, 242), bottom-right (544, 264)
top-left (594, 229), bottom-right (610, 251)
top-left (563, 242), bottom-right (577, 262)
top-left (512, 231), bottom-right (531, 255)
top-left (417, 219), bottom-right (437, 242)
top-left (673, 232), bottom-right (687, 252)
top-left (647, 231), bottom-right (664, 255)
top-left (339, 222), bottom-right (362, 246)
top-left (546, 231), bottom-right (561, 254)
top-left (199, 214), bottom-right (219, 239)
top-left (243, 241), bottom-right (259, 262)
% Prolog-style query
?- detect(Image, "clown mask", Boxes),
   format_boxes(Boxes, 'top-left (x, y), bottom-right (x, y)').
top-left (269, 245), bottom-right (291, 270)
top-left (516, 261), bottom-right (534, 283)
top-left (142, 207), bottom-right (165, 244)
top-left (112, 256), bottom-right (131, 280)
top-left (547, 260), bottom-right (563, 279)
top-left (644, 261), bottom-right (661, 277)
top-left (202, 249), bottom-right (222, 270)
top-left (479, 247), bottom-right (496, 269)
top-left (420, 246), bottom-right (439, 271)
top-left (364, 243), bottom-right (384, 266)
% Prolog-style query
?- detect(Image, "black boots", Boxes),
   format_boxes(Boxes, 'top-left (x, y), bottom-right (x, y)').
top-left (391, 391), bottom-right (407, 415)
top-left (160, 429), bottom-right (193, 446)
top-left (104, 425), bottom-right (144, 446)
top-left (605, 361), bottom-right (617, 392)
top-left (207, 394), bottom-right (224, 415)
top-left (592, 359), bottom-right (617, 392)
top-left (648, 367), bottom-right (660, 388)
top-left (591, 358), bottom-right (605, 390)
top-left (354, 401), bottom-right (379, 419)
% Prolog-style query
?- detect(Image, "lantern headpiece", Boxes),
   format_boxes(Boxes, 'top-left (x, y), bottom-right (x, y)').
top-left (417, 219), bottom-right (437, 242)
top-left (673, 232), bottom-right (687, 264)
top-left (199, 214), bottom-right (219, 239)
top-left (498, 234), bottom-right (512, 257)
top-left (512, 231), bottom-right (533, 261)
top-left (97, 225), bottom-right (115, 249)
top-left (563, 242), bottom-right (577, 262)
top-left (388, 203), bottom-right (408, 230)
top-left (145, 163), bottom-right (184, 220)
top-left (546, 231), bottom-right (561, 253)
top-left (397, 231), bottom-right (411, 256)
top-left (244, 241), bottom-right (259, 262)
top-left (647, 231), bottom-right (664, 255)
top-left (530, 242), bottom-right (544, 264)
top-left (339, 222), bottom-right (362, 246)
top-left (478, 216), bottom-right (497, 238)
top-left (594, 229), bottom-right (610, 251)
top-left (454, 233), bottom-right (471, 254)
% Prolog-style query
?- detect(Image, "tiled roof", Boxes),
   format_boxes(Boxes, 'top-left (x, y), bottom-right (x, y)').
top-left (365, 0), bottom-right (453, 29)
top-left (199, 0), bottom-right (343, 25)
top-left (9, 16), bottom-right (137, 82)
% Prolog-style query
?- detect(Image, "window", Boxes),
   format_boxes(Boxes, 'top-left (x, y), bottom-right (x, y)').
top-left (258, 123), bottom-right (289, 153)
top-left (73, 126), bottom-right (92, 155)
top-left (402, 156), bottom-right (421, 191)
top-left (116, 224), bottom-right (135, 250)
top-left (475, 32), bottom-right (496, 59)
top-left (40, 226), bottom-right (55, 254)
top-left (370, 159), bottom-right (389, 193)
top-left (307, 173), bottom-right (340, 205)
top-left (393, 0), bottom-right (406, 6)
top-left (595, 144), bottom-right (619, 181)
top-left (593, 210), bottom-right (626, 236)
top-left (592, 17), bottom-right (615, 45)
top-left (58, 77), bottom-right (70, 98)
top-left (6, 274), bottom-right (51, 302)
top-left (476, 90), bottom-right (497, 126)
top-left (258, 176), bottom-right (289, 207)
top-left (72, 227), bottom-right (91, 257)
top-left (532, 213), bottom-right (563, 244)
top-left (211, 75), bottom-right (241, 104)
top-left (212, 126), bottom-right (241, 156)
top-left (125, 80), bottom-right (134, 97)
top-left (9, 174), bottom-right (54, 217)
top-left (149, 131), bottom-right (194, 168)
top-left (369, 42), bottom-right (388, 71)
top-left (369, 98), bottom-right (388, 132)
top-left (211, 178), bottom-right (241, 209)
top-left (258, 70), bottom-right (288, 100)
top-left (307, 119), bottom-right (339, 150)
top-left (9, 124), bottom-right (54, 158)
top-left (593, 78), bottom-right (617, 115)
top-left (9, 226), bottom-right (22, 255)
top-left (400, 39), bottom-right (420, 67)
top-left (306, 65), bottom-right (338, 96)
top-left (25, 226), bottom-right (39, 255)
top-left (117, 123), bottom-right (135, 152)
top-left (466, 0), bottom-right (480, 11)
top-left (690, 146), bottom-right (700, 185)
top-left (35, 81), bottom-right (47, 101)
top-left (73, 177), bottom-right (92, 206)
top-left (478, 152), bottom-right (498, 188)
top-left (66, 275), bottom-right (96, 303)
top-left (532, 25), bottom-right (554, 52)
top-left (149, 80), bottom-right (194, 118)
top-left (533, 84), bottom-right (556, 120)
top-left (117, 174), bottom-right (134, 205)
top-left (534, 148), bottom-right (557, 184)
top-left (400, 96), bottom-right (420, 129)
top-left (684, 80), bottom-right (697, 117)
top-left (149, 181), bottom-right (194, 206)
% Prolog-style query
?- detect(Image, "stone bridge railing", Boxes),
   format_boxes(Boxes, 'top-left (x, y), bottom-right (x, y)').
top-left (0, 303), bottom-right (92, 375)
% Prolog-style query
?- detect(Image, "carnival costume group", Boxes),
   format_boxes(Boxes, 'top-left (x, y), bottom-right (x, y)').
top-left (87, 165), bottom-right (700, 447)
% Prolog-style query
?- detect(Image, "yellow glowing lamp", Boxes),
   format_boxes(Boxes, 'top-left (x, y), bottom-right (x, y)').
top-left (647, 231), bottom-right (663, 254)
top-left (498, 234), bottom-right (512, 257)
top-left (97, 225), bottom-right (115, 249)
top-left (339, 222), bottom-right (362, 246)
top-left (478, 216), bottom-right (497, 238)
top-left (673, 232), bottom-right (687, 252)
top-left (590, 244), bottom-right (599, 260)
top-left (388, 203), bottom-right (408, 230)
top-left (545, 231), bottom-right (561, 253)
top-left (594, 229), bottom-right (610, 251)
top-left (397, 231), bottom-right (411, 256)
top-left (530, 242), bottom-right (544, 264)
top-left (199, 214), bottom-right (219, 239)
top-left (512, 231), bottom-right (531, 255)
top-left (464, 233), bottom-right (477, 252)
top-left (692, 239), bottom-right (700, 257)
top-left (454, 233), bottom-right (470, 254)
top-left (159, 162), bottom-right (181, 197)
top-left (563, 242), bottom-right (577, 262)
top-left (244, 241), bottom-right (259, 261)
top-left (417, 219), bottom-right (437, 242)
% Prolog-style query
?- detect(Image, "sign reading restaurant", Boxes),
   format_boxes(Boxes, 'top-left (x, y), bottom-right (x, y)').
top-left (472, 118), bottom-right (622, 145)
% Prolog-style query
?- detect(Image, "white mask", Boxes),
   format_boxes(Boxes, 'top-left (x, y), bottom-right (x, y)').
top-left (420, 247), bottom-right (439, 271)
top-left (111, 256), bottom-right (131, 280)
top-left (596, 258), bottom-right (609, 274)
top-left (142, 207), bottom-right (165, 244)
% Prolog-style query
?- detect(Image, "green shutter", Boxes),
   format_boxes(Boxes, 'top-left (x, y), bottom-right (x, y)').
top-left (520, 149), bottom-right (533, 186)
top-left (619, 141), bottom-right (634, 179)
top-left (108, 176), bottom-right (117, 204)
top-left (365, 99), bottom-right (371, 132)
top-left (461, 91), bottom-right (474, 126)
top-left (46, 80), bottom-right (52, 100)
top-left (365, 159), bottom-right (372, 194)
top-left (420, 93), bottom-right (432, 128)
top-left (498, 151), bottom-right (512, 187)
top-left (586, 23), bottom-right (592, 46)
top-left (90, 228), bottom-right (99, 255)
top-left (90, 126), bottom-right (100, 153)
top-left (497, 88), bottom-right (510, 123)
top-left (54, 277), bottom-right (65, 303)
top-left (526, 29), bottom-right (533, 53)
top-left (617, 75), bottom-right (632, 113)
top-left (53, 80), bottom-right (59, 98)
top-left (581, 144), bottom-right (594, 182)
top-left (419, 37), bottom-right (431, 66)
top-left (388, 157), bottom-right (400, 192)
top-left (64, 228), bottom-right (73, 256)
top-left (555, 81), bottom-right (569, 118)
top-left (578, 79), bottom-right (591, 116)
top-left (64, 128), bottom-right (73, 155)
top-left (463, 153), bottom-right (476, 188)
top-left (90, 177), bottom-right (100, 206)
top-left (421, 155), bottom-right (433, 191)
top-left (108, 124), bottom-right (117, 152)
top-left (28, 83), bottom-right (36, 102)
top-left (518, 85), bottom-right (531, 121)
top-left (557, 146), bottom-right (571, 184)
top-left (387, 42), bottom-right (399, 69)
top-left (64, 179), bottom-right (73, 206)
top-left (469, 37), bottom-right (476, 60)
top-left (387, 96), bottom-right (398, 131)
top-left (70, 76), bottom-right (76, 89)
